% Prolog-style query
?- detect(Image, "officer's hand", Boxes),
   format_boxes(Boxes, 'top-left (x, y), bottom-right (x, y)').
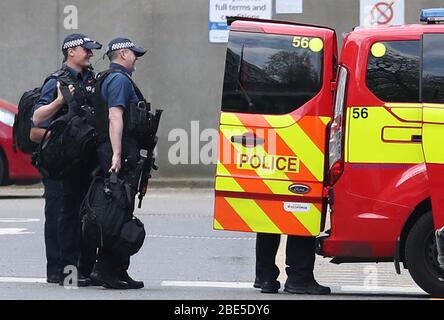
top-left (55, 82), bottom-right (75, 106)
top-left (109, 155), bottom-right (121, 173)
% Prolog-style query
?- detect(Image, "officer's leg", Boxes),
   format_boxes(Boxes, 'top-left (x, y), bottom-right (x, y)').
top-left (256, 233), bottom-right (281, 282)
top-left (42, 178), bottom-right (63, 280)
top-left (93, 247), bottom-right (128, 289)
top-left (284, 235), bottom-right (331, 294)
top-left (285, 235), bottom-right (316, 284)
top-left (59, 174), bottom-right (80, 274)
top-left (78, 163), bottom-right (98, 278)
top-left (59, 170), bottom-right (91, 286)
top-left (78, 215), bottom-right (99, 278)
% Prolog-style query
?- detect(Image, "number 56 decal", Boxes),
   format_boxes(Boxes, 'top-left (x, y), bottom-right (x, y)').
top-left (292, 36), bottom-right (324, 52)
top-left (352, 107), bottom-right (369, 119)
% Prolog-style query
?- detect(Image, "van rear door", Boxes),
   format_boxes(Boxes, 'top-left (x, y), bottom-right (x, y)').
top-left (214, 19), bottom-right (337, 236)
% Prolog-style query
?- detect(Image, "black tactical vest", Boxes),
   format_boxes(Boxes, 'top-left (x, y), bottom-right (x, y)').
top-left (90, 68), bottom-right (148, 144)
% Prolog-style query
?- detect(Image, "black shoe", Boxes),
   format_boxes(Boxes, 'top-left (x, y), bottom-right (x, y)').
top-left (88, 272), bottom-right (103, 286)
top-left (119, 271), bottom-right (144, 289)
top-left (58, 275), bottom-right (91, 287)
top-left (261, 280), bottom-right (280, 294)
top-left (90, 271), bottom-right (128, 290)
top-left (253, 277), bottom-right (261, 289)
top-left (46, 274), bottom-right (60, 284)
top-left (284, 280), bottom-right (331, 295)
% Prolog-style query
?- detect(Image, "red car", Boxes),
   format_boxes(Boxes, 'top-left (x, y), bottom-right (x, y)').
top-left (0, 99), bottom-right (40, 185)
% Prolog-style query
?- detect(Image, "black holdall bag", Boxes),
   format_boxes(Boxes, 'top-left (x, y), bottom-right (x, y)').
top-left (32, 86), bottom-right (97, 179)
top-left (81, 171), bottom-right (145, 256)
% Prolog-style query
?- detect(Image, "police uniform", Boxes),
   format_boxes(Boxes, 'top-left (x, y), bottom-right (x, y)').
top-left (33, 33), bottom-right (102, 286)
top-left (90, 37), bottom-right (147, 289)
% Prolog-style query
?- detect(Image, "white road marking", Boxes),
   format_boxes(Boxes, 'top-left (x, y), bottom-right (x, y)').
top-left (161, 281), bottom-right (253, 288)
top-left (0, 218), bottom-right (40, 223)
top-left (147, 234), bottom-right (255, 241)
top-left (0, 228), bottom-right (33, 235)
top-left (161, 280), bottom-right (426, 295)
top-left (0, 277), bottom-right (46, 283)
top-left (340, 285), bottom-right (425, 294)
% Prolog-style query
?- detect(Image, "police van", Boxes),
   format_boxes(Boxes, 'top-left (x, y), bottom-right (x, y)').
top-left (213, 8), bottom-right (444, 296)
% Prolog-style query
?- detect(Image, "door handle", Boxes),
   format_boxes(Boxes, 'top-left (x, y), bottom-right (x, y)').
top-left (231, 133), bottom-right (264, 147)
top-left (411, 135), bottom-right (422, 142)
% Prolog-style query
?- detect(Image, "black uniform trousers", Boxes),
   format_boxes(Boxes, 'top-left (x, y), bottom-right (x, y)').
top-left (255, 233), bottom-right (316, 284)
top-left (94, 138), bottom-right (140, 276)
top-left (59, 163), bottom-right (96, 278)
top-left (42, 178), bottom-right (63, 278)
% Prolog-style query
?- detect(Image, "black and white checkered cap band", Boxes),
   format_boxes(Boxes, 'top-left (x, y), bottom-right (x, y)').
top-left (62, 37), bottom-right (92, 50)
top-left (110, 41), bottom-right (135, 51)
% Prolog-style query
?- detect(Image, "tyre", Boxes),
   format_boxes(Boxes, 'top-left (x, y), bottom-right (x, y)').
top-left (405, 211), bottom-right (444, 297)
top-left (0, 151), bottom-right (8, 186)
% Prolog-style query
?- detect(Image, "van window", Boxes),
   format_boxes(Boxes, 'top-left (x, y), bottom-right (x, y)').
top-left (422, 34), bottom-right (444, 103)
top-left (222, 31), bottom-right (323, 115)
top-left (366, 40), bottom-right (420, 103)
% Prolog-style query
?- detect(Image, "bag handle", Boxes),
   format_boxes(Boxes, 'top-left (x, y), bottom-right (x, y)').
top-left (59, 85), bottom-right (80, 116)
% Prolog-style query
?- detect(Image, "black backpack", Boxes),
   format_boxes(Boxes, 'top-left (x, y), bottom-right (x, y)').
top-left (13, 68), bottom-right (73, 154)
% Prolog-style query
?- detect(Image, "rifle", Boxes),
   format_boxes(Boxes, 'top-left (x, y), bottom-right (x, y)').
top-left (137, 108), bottom-right (163, 208)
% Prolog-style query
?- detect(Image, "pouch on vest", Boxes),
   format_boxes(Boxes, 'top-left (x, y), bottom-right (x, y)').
top-left (111, 217), bottom-right (146, 257)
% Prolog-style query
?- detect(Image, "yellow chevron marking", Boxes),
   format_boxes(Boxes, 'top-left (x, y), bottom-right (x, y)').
top-left (213, 219), bottom-right (224, 230)
top-left (291, 205), bottom-right (322, 236)
top-left (225, 198), bottom-right (281, 233)
top-left (265, 115), bottom-right (324, 181)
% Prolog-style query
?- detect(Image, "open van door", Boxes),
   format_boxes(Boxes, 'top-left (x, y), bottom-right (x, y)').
top-left (421, 33), bottom-right (444, 229)
top-left (213, 18), bottom-right (337, 236)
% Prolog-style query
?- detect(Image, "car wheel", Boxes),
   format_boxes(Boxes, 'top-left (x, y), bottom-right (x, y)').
top-left (405, 210), bottom-right (444, 297)
top-left (0, 150), bottom-right (8, 185)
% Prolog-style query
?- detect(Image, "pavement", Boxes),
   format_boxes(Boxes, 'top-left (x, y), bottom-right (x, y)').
top-left (0, 185), bottom-right (431, 300)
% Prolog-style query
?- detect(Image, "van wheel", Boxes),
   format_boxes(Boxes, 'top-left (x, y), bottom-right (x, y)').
top-left (0, 151), bottom-right (8, 185)
top-left (405, 211), bottom-right (444, 297)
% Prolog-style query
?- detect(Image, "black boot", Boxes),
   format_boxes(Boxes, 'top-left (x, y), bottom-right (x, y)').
top-left (261, 280), bottom-right (280, 294)
top-left (90, 271), bottom-right (128, 290)
top-left (284, 279), bottom-right (331, 295)
top-left (253, 277), bottom-right (261, 289)
top-left (46, 274), bottom-right (60, 284)
top-left (119, 270), bottom-right (144, 289)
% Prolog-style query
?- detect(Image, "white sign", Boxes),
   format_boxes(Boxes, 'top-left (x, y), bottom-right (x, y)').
top-left (276, 0), bottom-right (303, 14)
top-left (209, 0), bottom-right (272, 43)
top-left (283, 202), bottom-right (311, 213)
top-left (360, 0), bottom-right (405, 27)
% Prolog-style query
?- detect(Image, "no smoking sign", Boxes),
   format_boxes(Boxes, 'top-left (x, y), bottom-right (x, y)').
top-left (360, 0), bottom-right (405, 27)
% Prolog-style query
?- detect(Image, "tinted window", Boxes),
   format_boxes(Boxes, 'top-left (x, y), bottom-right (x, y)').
top-left (422, 34), bottom-right (444, 103)
top-left (366, 41), bottom-right (420, 102)
top-left (222, 32), bottom-right (323, 115)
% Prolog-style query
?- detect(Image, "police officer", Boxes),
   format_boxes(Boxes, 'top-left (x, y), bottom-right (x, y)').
top-left (255, 233), bottom-right (331, 294)
top-left (32, 33), bottom-right (102, 286)
top-left (89, 37), bottom-right (147, 289)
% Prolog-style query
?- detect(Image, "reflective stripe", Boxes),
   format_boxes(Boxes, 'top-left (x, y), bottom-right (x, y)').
top-left (424, 107), bottom-right (444, 124)
top-left (266, 115), bottom-right (324, 181)
top-left (389, 107), bottom-right (422, 122)
top-left (225, 198), bottom-right (282, 233)
top-left (213, 219), bottom-right (224, 230)
top-left (423, 123), bottom-right (444, 164)
top-left (215, 112), bottom-right (326, 236)
top-left (292, 203), bottom-right (322, 236)
top-left (347, 107), bottom-right (424, 164)
top-left (423, 104), bottom-right (444, 164)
